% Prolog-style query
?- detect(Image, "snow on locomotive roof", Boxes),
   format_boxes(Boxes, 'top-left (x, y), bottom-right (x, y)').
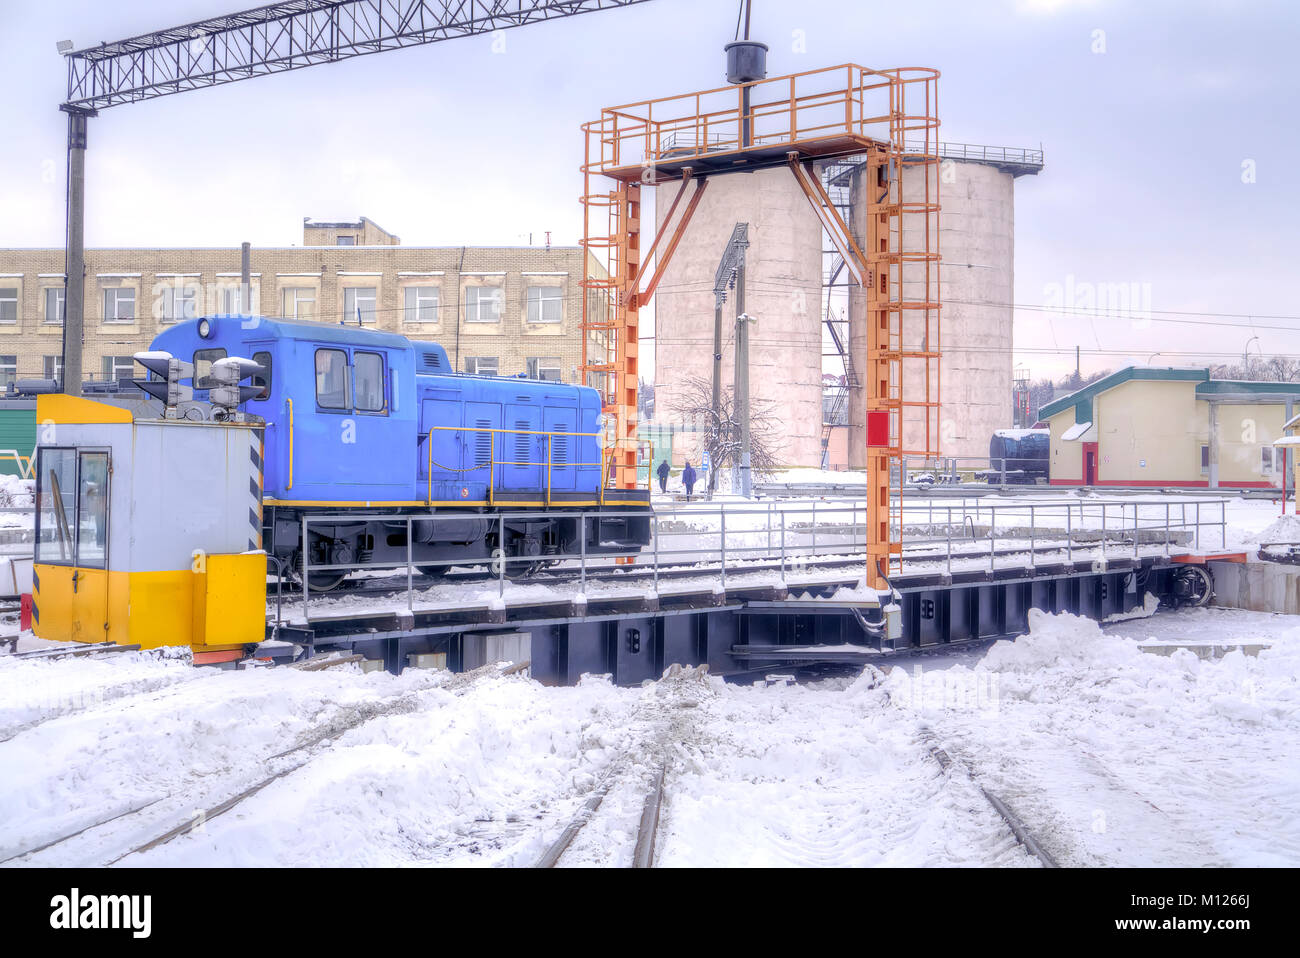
top-left (201, 314), bottom-right (413, 349)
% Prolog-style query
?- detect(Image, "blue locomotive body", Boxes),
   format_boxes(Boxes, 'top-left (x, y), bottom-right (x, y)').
top-left (150, 316), bottom-right (650, 585)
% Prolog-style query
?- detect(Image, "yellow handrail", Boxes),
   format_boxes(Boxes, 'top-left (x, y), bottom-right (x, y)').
top-left (422, 423), bottom-right (610, 505)
top-left (286, 398), bottom-right (294, 491)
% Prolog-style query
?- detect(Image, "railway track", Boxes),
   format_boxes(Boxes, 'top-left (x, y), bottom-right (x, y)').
top-left (862, 666), bottom-right (1059, 868)
top-left (529, 664), bottom-right (708, 868)
top-left (0, 660), bottom-right (530, 867)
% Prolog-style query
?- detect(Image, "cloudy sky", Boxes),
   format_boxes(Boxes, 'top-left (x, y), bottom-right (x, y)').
top-left (1, 0), bottom-right (1296, 380)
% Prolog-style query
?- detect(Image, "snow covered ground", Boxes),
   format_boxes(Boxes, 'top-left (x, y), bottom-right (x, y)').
top-left (2, 605), bottom-right (1296, 868)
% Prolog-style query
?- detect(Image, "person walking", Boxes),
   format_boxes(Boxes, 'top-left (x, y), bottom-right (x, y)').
top-left (656, 459), bottom-right (670, 494)
top-left (682, 460), bottom-right (697, 499)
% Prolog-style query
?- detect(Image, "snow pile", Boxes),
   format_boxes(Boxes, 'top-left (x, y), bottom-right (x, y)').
top-left (0, 475), bottom-right (33, 508)
top-left (979, 609), bottom-right (1144, 674)
top-left (1249, 513), bottom-right (1300, 545)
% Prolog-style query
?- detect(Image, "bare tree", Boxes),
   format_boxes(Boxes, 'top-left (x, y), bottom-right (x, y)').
top-left (667, 375), bottom-right (787, 491)
top-left (1210, 354), bottom-right (1300, 383)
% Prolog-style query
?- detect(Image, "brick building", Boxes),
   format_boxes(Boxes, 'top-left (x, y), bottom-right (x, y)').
top-left (0, 216), bottom-right (606, 389)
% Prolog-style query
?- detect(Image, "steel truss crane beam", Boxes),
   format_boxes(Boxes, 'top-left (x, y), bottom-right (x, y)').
top-left (63, 0), bottom-right (656, 111)
top-left (55, 0), bottom-right (656, 398)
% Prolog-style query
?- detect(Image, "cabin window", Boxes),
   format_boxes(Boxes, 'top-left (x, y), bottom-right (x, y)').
top-left (193, 348), bottom-right (227, 390)
top-left (251, 351), bottom-right (272, 401)
top-left (75, 452), bottom-right (109, 569)
top-left (315, 348), bottom-right (351, 410)
top-left (354, 351), bottom-right (386, 413)
top-left (35, 447), bottom-right (78, 565)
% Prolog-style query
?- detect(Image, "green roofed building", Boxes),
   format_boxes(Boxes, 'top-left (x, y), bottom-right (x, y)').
top-left (1038, 367), bottom-right (1300, 489)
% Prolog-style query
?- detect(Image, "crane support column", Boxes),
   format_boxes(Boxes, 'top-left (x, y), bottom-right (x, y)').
top-left (60, 105), bottom-right (95, 396)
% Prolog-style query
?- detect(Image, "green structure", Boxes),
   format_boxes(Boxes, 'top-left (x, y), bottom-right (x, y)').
top-left (0, 400), bottom-right (36, 477)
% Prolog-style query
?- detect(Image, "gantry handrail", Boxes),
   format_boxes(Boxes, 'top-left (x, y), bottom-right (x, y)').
top-left (582, 63), bottom-right (939, 178)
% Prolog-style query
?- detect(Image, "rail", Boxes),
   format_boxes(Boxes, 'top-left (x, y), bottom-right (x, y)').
top-left (289, 494), bottom-right (1229, 622)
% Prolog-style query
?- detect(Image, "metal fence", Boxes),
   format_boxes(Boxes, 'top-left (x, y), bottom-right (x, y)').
top-left (289, 495), bottom-right (1229, 622)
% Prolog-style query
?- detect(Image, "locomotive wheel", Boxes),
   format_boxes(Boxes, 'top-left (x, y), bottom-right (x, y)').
top-left (289, 549), bottom-right (348, 592)
top-left (417, 564), bottom-right (450, 579)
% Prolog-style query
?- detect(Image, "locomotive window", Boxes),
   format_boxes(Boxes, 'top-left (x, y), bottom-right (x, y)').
top-left (354, 352), bottom-right (386, 413)
top-left (315, 348), bottom-right (351, 410)
top-left (193, 348), bottom-right (227, 389)
top-left (251, 351), bottom-right (272, 401)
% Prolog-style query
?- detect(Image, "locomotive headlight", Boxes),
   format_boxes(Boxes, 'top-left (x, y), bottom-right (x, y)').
top-left (198, 318), bottom-right (212, 339)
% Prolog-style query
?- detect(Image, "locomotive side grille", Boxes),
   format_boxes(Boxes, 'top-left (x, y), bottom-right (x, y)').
top-left (419, 350), bottom-right (443, 372)
top-left (552, 428), bottom-right (570, 464)
top-left (515, 420), bottom-right (531, 463)
top-left (473, 419), bottom-right (492, 466)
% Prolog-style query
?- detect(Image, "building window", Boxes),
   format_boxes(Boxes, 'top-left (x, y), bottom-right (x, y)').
top-left (343, 287), bottom-right (377, 325)
top-left (103, 288), bottom-right (136, 324)
top-left (44, 288), bottom-right (65, 325)
top-left (337, 236), bottom-right (356, 246)
top-left (1200, 445), bottom-right (1210, 475)
top-left (159, 285), bottom-right (197, 324)
top-left (527, 357), bottom-right (562, 382)
top-left (101, 355), bottom-right (135, 383)
top-left (0, 355), bottom-right (15, 390)
top-left (220, 285), bottom-right (255, 314)
top-left (1262, 446), bottom-right (1275, 474)
top-left (465, 285), bottom-right (502, 323)
top-left (354, 352), bottom-right (386, 413)
top-left (192, 348), bottom-right (227, 390)
top-left (44, 356), bottom-right (63, 382)
top-left (403, 286), bottom-right (439, 323)
top-left (465, 356), bottom-right (498, 377)
top-left (0, 288), bottom-right (16, 325)
top-left (282, 287), bottom-right (316, 321)
top-left (315, 348), bottom-right (351, 409)
top-left (526, 286), bottom-right (563, 324)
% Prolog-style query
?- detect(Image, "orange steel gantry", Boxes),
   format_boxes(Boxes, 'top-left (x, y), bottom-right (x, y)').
top-left (579, 63), bottom-right (941, 588)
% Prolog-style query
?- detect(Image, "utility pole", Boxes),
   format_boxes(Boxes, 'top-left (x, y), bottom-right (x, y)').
top-left (240, 242), bottom-right (251, 313)
top-left (712, 224), bottom-right (749, 496)
top-left (60, 105), bottom-right (95, 395)
top-left (733, 258), bottom-right (754, 498)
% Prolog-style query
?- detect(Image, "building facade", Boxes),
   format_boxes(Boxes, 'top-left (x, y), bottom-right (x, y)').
top-left (0, 217), bottom-right (604, 390)
top-left (1040, 367), bottom-right (1300, 489)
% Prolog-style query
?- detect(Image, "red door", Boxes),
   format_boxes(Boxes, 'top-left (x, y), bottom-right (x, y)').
top-left (1083, 442), bottom-right (1099, 485)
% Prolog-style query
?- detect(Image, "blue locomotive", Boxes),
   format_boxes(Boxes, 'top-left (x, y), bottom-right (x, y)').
top-left (150, 316), bottom-right (652, 587)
